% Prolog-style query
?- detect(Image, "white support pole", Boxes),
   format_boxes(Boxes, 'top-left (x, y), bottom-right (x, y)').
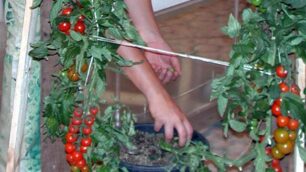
top-left (294, 59), bottom-right (306, 172)
top-left (0, 0), bottom-right (3, 22)
top-left (6, 0), bottom-right (34, 171)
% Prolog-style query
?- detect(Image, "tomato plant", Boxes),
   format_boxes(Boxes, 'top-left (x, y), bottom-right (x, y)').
top-left (271, 103), bottom-right (282, 117)
top-left (290, 84), bottom-right (300, 96)
top-left (288, 131), bottom-right (297, 141)
top-left (69, 125), bottom-right (79, 134)
top-left (82, 126), bottom-right (92, 135)
top-left (89, 107), bottom-right (98, 115)
top-left (279, 82), bottom-right (289, 92)
top-left (65, 143), bottom-right (76, 153)
top-left (81, 137), bottom-right (92, 147)
top-left (74, 108), bottom-right (83, 118)
top-left (66, 133), bottom-right (78, 143)
top-left (80, 146), bottom-right (88, 153)
top-left (71, 117), bottom-right (82, 125)
top-left (76, 159), bottom-right (87, 168)
top-left (276, 141), bottom-right (294, 154)
top-left (84, 115), bottom-right (95, 126)
top-left (250, 0), bottom-right (262, 6)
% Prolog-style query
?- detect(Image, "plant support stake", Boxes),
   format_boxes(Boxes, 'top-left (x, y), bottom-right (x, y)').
top-left (90, 36), bottom-right (272, 76)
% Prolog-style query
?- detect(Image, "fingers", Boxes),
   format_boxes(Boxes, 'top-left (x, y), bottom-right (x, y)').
top-left (170, 57), bottom-right (181, 78)
top-left (175, 124), bottom-right (187, 147)
top-left (162, 70), bottom-right (173, 84)
top-left (154, 121), bottom-right (163, 132)
top-left (183, 120), bottom-right (194, 140)
top-left (165, 124), bottom-right (174, 143)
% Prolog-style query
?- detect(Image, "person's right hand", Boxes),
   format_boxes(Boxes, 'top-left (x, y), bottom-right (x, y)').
top-left (148, 92), bottom-right (193, 147)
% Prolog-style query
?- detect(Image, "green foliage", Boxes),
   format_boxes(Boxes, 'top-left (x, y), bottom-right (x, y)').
top-left (212, 0), bottom-right (306, 171)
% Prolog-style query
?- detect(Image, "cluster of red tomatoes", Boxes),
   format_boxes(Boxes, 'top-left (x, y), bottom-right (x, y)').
top-left (265, 65), bottom-right (301, 172)
top-left (58, 7), bottom-right (86, 35)
top-left (65, 107), bottom-right (98, 172)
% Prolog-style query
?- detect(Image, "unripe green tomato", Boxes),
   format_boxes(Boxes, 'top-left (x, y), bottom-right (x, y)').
top-left (251, 0), bottom-right (262, 6)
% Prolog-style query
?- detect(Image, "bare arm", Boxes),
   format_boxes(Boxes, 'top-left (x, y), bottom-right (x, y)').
top-left (117, 44), bottom-right (193, 146)
top-left (124, 0), bottom-right (181, 84)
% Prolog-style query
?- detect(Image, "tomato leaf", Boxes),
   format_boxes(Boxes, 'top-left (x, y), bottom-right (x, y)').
top-left (229, 119), bottom-right (246, 132)
top-left (222, 14), bottom-right (241, 38)
top-left (217, 95), bottom-right (228, 117)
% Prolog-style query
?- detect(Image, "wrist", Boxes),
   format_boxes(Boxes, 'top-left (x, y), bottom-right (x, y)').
top-left (138, 29), bottom-right (164, 44)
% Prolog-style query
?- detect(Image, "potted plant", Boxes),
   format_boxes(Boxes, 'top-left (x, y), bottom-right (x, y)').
top-left (29, 0), bottom-right (306, 171)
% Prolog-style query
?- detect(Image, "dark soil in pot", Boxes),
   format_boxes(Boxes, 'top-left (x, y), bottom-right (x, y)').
top-left (119, 123), bottom-right (209, 172)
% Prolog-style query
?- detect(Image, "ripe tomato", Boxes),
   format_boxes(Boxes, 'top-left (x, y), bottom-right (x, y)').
top-left (72, 151), bottom-right (84, 161)
top-left (276, 116), bottom-right (289, 128)
top-left (61, 7), bottom-right (73, 16)
top-left (78, 15), bottom-right (85, 21)
top-left (80, 146), bottom-right (88, 153)
top-left (74, 21), bottom-right (86, 34)
top-left (80, 166), bottom-right (90, 172)
top-left (82, 126), bottom-right (92, 135)
top-left (68, 125), bottom-right (79, 134)
top-left (271, 103), bottom-right (282, 117)
top-left (81, 137), bottom-right (92, 147)
top-left (90, 107), bottom-right (98, 115)
top-left (265, 147), bottom-right (272, 155)
top-left (290, 84), bottom-right (300, 96)
top-left (66, 153), bottom-right (75, 164)
top-left (276, 140), bottom-right (294, 154)
top-left (271, 147), bottom-right (285, 160)
top-left (279, 82), bottom-right (289, 92)
top-left (274, 98), bottom-right (282, 106)
top-left (66, 133), bottom-right (78, 143)
top-left (84, 115), bottom-right (95, 126)
top-left (275, 65), bottom-right (288, 78)
top-left (251, 0), bottom-right (262, 6)
top-left (58, 21), bottom-right (71, 33)
top-left (274, 128), bottom-right (289, 144)
top-left (288, 119), bottom-right (299, 131)
top-left (65, 143), bottom-right (76, 153)
top-left (273, 165), bottom-right (283, 172)
top-left (74, 108), bottom-right (83, 117)
top-left (76, 159), bottom-right (87, 168)
top-left (259, 136), bottom-right (264, 143)
top-left (271, 159), bottom-right (280, 167)
top-left (288, 130), bottom-right (297, 141)
top-left (67, 69), bottom-right (80, 82)
top-left (71, 117), bottom-right (82, 125)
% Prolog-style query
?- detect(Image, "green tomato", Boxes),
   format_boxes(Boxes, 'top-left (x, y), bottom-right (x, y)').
top-left (251, 0), bottom-right (262, 6)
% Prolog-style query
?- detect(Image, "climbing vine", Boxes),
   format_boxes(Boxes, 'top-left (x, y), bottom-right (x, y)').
top-left (29, 0), bottom-right (306, 171)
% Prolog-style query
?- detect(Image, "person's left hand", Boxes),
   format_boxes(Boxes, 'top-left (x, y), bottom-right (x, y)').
top-left (144, 40), bottom-right (181, 84)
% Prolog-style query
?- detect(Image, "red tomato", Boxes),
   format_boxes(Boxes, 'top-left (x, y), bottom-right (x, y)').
top-left (274, 98), bottom-right (282, 106)
top-left (275, 65), bottom-right (288, 78)
top-left (288, 130), bottom-right (297, 141)
top-left (271, 103), bottom-right (282, 117)
top-left (271, 159), bottom-right (280, 167)
top-left (61, 7), bottom-right (73, 16)
top-left (288, 119), bottom-right (299, 131)
top-left (76, 159), bottom-right (87, 168)
top-left (279, 82), bottom-right (289, 92)
top-left (65, 143), bottom-right (76, 153)
top-left (90, 107), bottom-right (98, 115)
top-left (72, 117), bottom-right (82, 126)
top-left (66, 133), bottom-right (78, 143)
top-left (277, 116), bottom-right (289, 128)
top-left (68, 124), bottom-right (79, 134)
top-left (74, 108), bottom-right (83, 117)
top-left (259, 136), bottom-right (264, 143)
top-left (72, 151), bottom-right (84, 161)
top-left (66, 153), bottom-right (75, 164)
top-left (58, 21), bottom-right (71, 33)
top-left (81, 137), bottom-right (92, 147)
top-left (290, 84), bottom-right (300, 96)
top-left (273, 165), bottom-right (283, 172)
top-left (74, 21), bottom-right (86, 34)
top-left (80, 146), bottom-right (88, 153)
top-left (84, 115), bottom-right (95, 126)
top-left (265, 147), bottom-right (272, 155)
top-left (82, 126), bottom-right (92, 135)
top-left (78, 15), bottom-right (85, 21)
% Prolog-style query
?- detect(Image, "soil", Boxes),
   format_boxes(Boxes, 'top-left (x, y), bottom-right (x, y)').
top-left (119, 131), bottom-right (176, 166)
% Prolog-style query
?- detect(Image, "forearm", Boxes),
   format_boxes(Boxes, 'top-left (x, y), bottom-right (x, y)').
top-left (117, 44), bottom-right (169, 100)
top-left (124, 0), bottom-right (162, 42)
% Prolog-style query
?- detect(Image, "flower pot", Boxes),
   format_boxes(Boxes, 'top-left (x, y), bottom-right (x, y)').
top-left (120, 123), bottom-right (209, 172)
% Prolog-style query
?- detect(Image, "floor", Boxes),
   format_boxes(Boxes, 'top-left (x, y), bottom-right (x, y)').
top-left (0, 0), bottom-right (295, 171)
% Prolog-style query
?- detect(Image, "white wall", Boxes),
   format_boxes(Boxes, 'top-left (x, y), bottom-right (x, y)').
top-left (152, 0), bottom-right (192, 11)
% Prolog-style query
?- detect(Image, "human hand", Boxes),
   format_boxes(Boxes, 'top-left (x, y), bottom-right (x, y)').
top-left (148, 93), bottom-right (193, 147)
top-left (145, 40), bottom-right (181, 84)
